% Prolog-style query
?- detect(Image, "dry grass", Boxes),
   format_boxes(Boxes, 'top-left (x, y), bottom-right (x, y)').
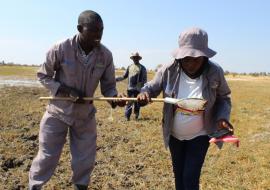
top-left (0, 65), bottom-right (38, 79)
top-left (0, 68), bottom-right (270, 189)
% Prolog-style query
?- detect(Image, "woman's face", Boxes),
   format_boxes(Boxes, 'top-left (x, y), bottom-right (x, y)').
top-left (181, 56), bottom-right (205, 75)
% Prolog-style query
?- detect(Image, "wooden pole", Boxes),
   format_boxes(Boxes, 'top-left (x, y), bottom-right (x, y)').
top-left (39, 96), bottom-right (165, 102)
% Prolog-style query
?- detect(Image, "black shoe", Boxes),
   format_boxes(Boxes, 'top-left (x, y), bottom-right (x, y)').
top-left (74, 184), bottom-right (88, 190)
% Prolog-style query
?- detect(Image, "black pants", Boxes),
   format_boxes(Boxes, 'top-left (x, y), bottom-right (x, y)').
top-left (125, 89), bottom-right (140, 119)
top-left (169, 135), bottom-right (210, 190)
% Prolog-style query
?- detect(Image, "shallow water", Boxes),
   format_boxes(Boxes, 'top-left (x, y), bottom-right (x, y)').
top-left (0, 78), bottom-right (41, 88)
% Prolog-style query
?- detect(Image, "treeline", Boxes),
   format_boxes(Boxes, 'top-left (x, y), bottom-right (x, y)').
top-left (0, 61), bottom-right (40, 67)
top-left (1, 61), bottom-right (269, 76)
top-left (224, 71), bottom-right (270, 77)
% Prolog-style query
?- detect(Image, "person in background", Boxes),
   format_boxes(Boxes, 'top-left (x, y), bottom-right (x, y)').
top-left (29, 10), bottom-right (126, 190)
top-left (137, 27), bottom-right (232, 190)
top-left (116, 52), bottom-right (147, 120)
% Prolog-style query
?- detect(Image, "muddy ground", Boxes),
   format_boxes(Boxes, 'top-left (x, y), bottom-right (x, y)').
top-left (1, 78), bottom-right (270, 189)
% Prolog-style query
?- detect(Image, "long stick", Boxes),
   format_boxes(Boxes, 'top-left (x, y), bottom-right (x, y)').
top-left (39, 96), bottom-right (207, 113)
top-left (39, 96), bottom-right (165, 102)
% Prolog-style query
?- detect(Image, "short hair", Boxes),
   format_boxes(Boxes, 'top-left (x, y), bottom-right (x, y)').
top-left (78, 10), bottom-right (103, 25)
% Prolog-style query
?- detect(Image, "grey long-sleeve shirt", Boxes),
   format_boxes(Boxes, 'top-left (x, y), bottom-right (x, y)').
top-left (37, 34), bottom-right (118, 125)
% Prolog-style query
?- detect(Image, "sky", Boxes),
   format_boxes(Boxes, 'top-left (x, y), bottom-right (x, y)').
top-left (0, 0), bottom-right (270, 73)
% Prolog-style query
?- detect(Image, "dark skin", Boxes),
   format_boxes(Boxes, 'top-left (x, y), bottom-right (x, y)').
top-left (131, 56), bottom-right (141, 65)
top-left (181, 56), bottom-right (205, 78)
top-left (77, 21), bottom-right (104, 54)
top-left (58, 17), bottom-right (126, 107)
top-left (137, 56), bottom-right (231, 129)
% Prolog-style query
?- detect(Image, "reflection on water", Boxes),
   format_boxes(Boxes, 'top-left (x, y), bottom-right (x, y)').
top-left (0, 79), bottom-right (41, 88)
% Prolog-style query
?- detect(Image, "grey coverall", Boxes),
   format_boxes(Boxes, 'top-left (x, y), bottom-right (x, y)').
top-left (29, 35), bottom-right (117, 188)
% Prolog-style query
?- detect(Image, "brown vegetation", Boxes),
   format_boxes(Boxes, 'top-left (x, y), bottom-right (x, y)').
top-left (0, 71), bottom-right (270, 189)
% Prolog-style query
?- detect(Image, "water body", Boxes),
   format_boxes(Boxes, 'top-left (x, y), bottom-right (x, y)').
top-left (0, 78), bottom-right (41, 88)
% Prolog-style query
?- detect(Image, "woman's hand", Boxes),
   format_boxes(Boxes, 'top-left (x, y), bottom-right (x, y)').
top-left (137, 92), bottom-right (151, 106)
top-left (111, 93), bottom-right (127, 108)
top-left (217, 119), bottom-right (234, 134)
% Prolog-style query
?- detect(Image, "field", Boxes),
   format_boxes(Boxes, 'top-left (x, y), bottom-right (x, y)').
top-left (0, 65), bottom-right (38, 80)
top-left (0, 66), bottom-right (270, 190)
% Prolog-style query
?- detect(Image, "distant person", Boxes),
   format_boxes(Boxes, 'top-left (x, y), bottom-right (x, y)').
top-left (137, 27), bottom-right (232, 190)
top-left (29, 10), bottom-right (126, 190)
top-left (116, 52), bottom-right (147, 120)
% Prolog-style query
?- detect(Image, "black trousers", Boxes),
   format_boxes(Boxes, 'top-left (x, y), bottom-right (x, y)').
top-left (125, 89), bottom-right (140, 119)
top-left (169, 135), bottom-right (210, 190)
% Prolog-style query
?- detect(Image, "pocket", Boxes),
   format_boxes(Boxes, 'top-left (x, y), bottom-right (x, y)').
top-left (208, 80), bottom-right (218, 104)
top-left (92, 67), bottom-right (105, 79)
top-left (61, 60), bottom-right (76, 76)
top-left (210, 80), bottom-right (219, 89)
top-left (92, 63), bottom-right (105, 78)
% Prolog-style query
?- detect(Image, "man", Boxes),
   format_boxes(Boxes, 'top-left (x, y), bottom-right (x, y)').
top-left (137, 27), bottom-right (232, 190)
top-left (116, 52), bottom-right (147, 120)
top-left (29, 10), bottom-right (126, 190)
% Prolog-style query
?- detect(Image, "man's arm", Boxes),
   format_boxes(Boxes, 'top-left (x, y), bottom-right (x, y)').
top-left (37, 45), bottom-right (61, 96)
top-left (100, 54), bottom-right (118, 97)
top-left (100, 54), bottom-right (128, 108)
top-left (116, 67), bottom-right (129, 82)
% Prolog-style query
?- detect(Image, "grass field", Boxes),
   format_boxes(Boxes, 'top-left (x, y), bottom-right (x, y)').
top-left (0, 66), bottom-right (270, 189)
top-left (0, 65), bottom-right (38, 80)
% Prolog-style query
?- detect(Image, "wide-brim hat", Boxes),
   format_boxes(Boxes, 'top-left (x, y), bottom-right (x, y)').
top-left (130, 52), bottom-right (142, 60)
top-left (172, 27), bottom-right (216, 59)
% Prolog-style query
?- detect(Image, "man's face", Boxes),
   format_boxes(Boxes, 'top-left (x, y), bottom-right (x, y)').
top-left (78, 21), bottom-right (104, 48)
top-left (131, 57), bottom-right (140, 64)
top-left (181, 56), bottom-right (205, 75)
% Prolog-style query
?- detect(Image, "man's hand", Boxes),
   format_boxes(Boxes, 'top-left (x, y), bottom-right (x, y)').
top-left (137, 92), bottom-right (151, 106)
top-left (56, 85), bottom-right (85, 103)
top-left (111, 93), bottom-right (127, 108)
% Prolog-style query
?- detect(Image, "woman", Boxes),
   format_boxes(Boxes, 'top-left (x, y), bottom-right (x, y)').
top-left (137, 27), bottom-right (232, 190)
